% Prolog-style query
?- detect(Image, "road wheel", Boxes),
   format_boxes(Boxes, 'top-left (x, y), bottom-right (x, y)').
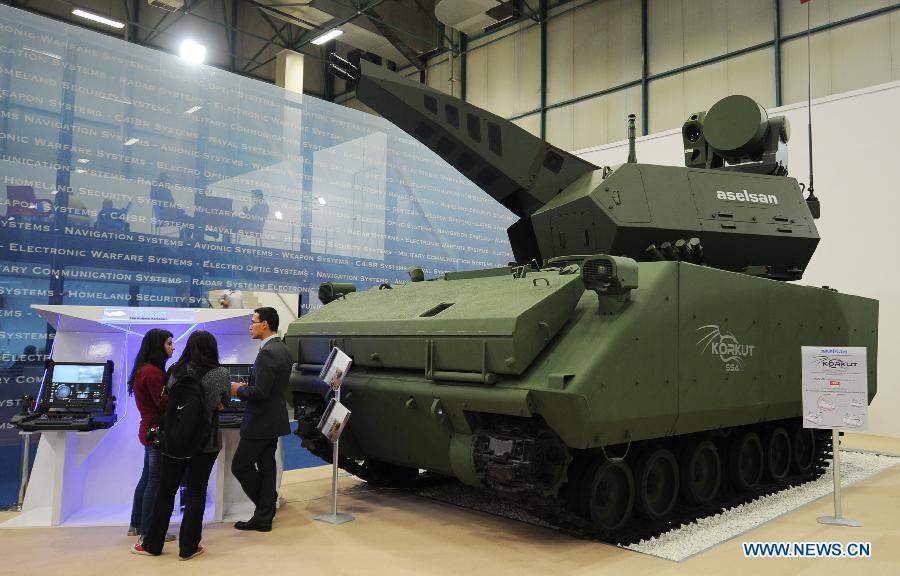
top-left (634, 447), bottom-right (679, 521)
top-left (680, 439), bottom-right (721, 505)
top-left (581, 457), bottom-right (634, 537)
top-left (791, 426), bottom-right (817, 475)
top-left (765, 426), bottom-right (792, 482)
top-left (729, 431), bottom-right (764, 491)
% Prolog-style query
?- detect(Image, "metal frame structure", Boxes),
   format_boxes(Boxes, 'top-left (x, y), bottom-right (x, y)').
top-left (7, 0), bottom-right (900, 127)
top-left (9, 0), bottom-right (316, 84)
top-left (9, 0), bottom-right (441, 92)
top-left (462, 0), bottom-right (900, 139)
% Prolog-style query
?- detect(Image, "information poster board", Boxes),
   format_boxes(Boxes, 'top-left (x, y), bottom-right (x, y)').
top-left (801, 346), bottom-right (868, 431)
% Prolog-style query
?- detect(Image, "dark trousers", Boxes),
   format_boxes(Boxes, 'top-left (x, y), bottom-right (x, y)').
top-left (130, 445), bottom-right (161, 536)
top-left (231, 437), bottom-right (278, 525)
top-left (142, 450), bottom-right (218, 557)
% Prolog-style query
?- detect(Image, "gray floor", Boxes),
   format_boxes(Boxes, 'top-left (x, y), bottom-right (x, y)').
top-left (0, 432), bottom-right (898, 576)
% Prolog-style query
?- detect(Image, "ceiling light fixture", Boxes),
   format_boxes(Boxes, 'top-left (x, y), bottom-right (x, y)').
top-left (184, 105), bottom-right (202, 114)
top-left (72, 9), bottom-right (125, 29)
top-left (123, 138), bottom-right (139, 146)
top-left (311, 29), bottom-right (343, 45)
top-left (179, 39), bottom-right (206, 64)
top-left (317, 197), bottom-right (327, 206)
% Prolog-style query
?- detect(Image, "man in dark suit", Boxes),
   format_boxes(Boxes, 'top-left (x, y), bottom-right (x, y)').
top-left (230, 307), bottom-right (292, 532)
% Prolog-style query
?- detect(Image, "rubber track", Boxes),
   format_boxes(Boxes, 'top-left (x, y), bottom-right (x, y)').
top-left (523, 430), bottom-right (833, 545)
top-left (298, 424), bottom-right (834, 545)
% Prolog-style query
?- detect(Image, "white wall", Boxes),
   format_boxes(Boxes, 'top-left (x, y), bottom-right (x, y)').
top-left (577, 80), bottom-right (900, 438)
top-left (547, 0), bottom-right (641, 106)
top-left (512, 112), bottom-right (542, 137)
top-left (362, 1), bottom-right (900, 153)
top-left (253, 292), bottom-right (300, 338)
top-left (648, 48), bottom-right (776, 134)
top-left (426, 52), bottom-right (463, 98)
top-left (467, 21), bottom-right (541, 119)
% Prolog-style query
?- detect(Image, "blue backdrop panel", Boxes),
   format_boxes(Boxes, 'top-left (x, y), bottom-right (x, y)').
top-left (0, 6), bottom-right (515, 505)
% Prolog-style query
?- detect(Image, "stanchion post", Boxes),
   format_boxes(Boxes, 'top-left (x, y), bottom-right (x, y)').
top-left (315, 385), bottom-right (353, 525)
top-left (817, 429), bottom-right (861, 527)
top-left (17, 431), bottom-right (33, 511)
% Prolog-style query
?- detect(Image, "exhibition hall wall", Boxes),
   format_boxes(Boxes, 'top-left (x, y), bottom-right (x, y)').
top-left (344, 1), bottom-right (900, 151)
top-left (0, 5), bottom-right (516, 504)
top-left (577, 80), bottom-right (900, 438)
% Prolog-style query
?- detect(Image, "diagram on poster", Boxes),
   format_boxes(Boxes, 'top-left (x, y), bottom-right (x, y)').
top-left (801, 347), bottom-right (868, 430)
top-left (317, 398), bottom-right (351, 443)
top-left (319, 347), bottom-right (352, 391)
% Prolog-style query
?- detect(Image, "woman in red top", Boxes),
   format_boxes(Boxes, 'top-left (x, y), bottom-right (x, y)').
top-left (128, 329), bottom-right (174, 540)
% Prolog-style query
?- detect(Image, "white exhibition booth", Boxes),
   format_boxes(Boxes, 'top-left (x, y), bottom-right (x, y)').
top-left (0, 305), bottom-right (284, 528)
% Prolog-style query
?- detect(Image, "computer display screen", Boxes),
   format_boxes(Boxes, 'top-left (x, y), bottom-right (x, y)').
top-left (222, 364), bottom-right (252, 407)
top-left (45, 362), bottom-right (111, 408)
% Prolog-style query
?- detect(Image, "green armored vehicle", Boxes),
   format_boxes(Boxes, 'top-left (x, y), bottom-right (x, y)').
top-left (286, 62), bottom-right (878, 539)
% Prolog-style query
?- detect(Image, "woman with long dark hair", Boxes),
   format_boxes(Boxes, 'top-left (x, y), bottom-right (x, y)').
top-left (128, 328), bottom-right (175, 541)
top-left (133, 330), bottom-right (229, 561)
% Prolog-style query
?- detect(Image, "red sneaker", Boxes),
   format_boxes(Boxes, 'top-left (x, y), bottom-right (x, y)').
top-left (179, 545), bottom-right (204, 561)
top-left (131, 542), bottom-right (159, 556)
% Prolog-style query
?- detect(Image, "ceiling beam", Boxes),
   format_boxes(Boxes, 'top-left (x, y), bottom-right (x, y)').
top-left (257, 8), bottom-right (292, 46)
top-left (364, 9), bottom-right (425, 70)
top-left (241, 19), bottom-right (293, 73)
top-left (229, 0), bottom-right (240, 71)
top-left (244, 0), bottom-right (389, 75)
top-left (317, 0), bottom-right (444, 50)
top-left (241, 0), bottom-right (319, 29)
top-left (142, 2), bottom-right (187, 45)
top-left (123, 0), bottom-right (141, 43)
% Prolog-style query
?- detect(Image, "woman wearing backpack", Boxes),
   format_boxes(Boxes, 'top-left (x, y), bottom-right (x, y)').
top-left (133, 330), bottom-right (229, 560)
top-left (128, 328), bottom-right (176, 542)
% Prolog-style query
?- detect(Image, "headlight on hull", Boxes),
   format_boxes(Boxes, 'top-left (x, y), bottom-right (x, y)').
top-left (581, 255), bottom-right (638, 296)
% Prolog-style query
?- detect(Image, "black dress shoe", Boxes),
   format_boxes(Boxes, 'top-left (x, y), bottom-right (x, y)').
top-left (234, 520), bottom-right (272, 532)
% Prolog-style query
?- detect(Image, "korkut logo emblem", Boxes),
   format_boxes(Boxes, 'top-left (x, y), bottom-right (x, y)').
top-left (812, 355), bottom-right (859, 370)
top-left (696, 324), bottom-right (755, 372)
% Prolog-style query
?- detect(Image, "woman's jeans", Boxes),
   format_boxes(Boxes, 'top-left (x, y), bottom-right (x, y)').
top-left (141, 451), bottom-right (219, 558)
top-left (130, 444), bottom-right (161, 536)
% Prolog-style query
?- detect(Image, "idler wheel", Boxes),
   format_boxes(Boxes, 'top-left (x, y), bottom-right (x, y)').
top-left (680, 439), bottom-right (721, 505)
top-left (532, 430), bottom-right (570, 496)
top-left (582, 457), bottom-right (634, 536)
top-left (791, 426), bottom-right (817, 475)
top-left (765, 426), bottom-right (792, 482)
top-left (729, 431), bottom-right (764, 491)
top-left (634, 447), bottom-right (679, 521)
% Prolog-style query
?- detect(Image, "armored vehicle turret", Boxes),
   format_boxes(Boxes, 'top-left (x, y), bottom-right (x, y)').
top-left (286, 62), bottom-right (878, 540)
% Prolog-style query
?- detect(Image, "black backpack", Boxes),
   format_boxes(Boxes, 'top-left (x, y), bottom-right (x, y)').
top-left (159, 371), bottom-right (213, 459)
